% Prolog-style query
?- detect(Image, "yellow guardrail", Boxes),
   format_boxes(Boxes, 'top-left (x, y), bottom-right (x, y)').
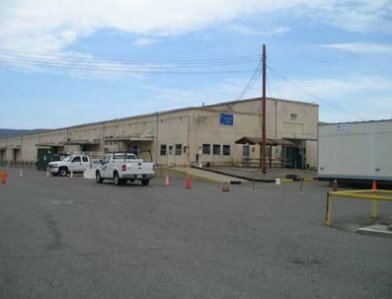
top-left (325, 189), bottom-right (392, 226)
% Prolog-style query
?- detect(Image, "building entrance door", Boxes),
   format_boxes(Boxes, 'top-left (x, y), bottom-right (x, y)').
top-left (167, 145), bottom-right (175, 166)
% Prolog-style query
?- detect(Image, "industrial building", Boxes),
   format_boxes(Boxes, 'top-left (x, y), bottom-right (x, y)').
top-left (0, 97), bottom-right (318, 169)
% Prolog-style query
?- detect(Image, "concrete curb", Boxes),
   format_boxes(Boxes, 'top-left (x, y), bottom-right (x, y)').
top-left (169, 167), bottom-right (247, 184)
top-left (357, 224), bottom-right (392, 238)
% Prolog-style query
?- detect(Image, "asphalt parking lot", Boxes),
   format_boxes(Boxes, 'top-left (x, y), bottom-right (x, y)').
top-left (0, 168), bottom-right (391, 299)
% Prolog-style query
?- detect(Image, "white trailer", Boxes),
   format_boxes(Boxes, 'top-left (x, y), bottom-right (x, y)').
top-left (318, 120), bottom-right (392, 183)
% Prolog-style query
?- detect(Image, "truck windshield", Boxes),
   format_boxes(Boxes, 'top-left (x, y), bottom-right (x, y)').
top-left (63, 156), bottom-right (73, 162)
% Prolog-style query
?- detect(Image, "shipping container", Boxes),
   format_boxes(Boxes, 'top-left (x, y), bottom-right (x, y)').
top-left (36, 148), bottom-right (63, 170)
top-left (318, 120), bottom-right (392, 184)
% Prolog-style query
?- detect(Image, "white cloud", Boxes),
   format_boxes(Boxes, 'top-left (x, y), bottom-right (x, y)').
top-left (137, 77), bottom-right (261, 111)
top-left (133, 37), bottom-right (157, 46)
top-left (136, 75), bottom-right (391, 123)
top-left (323, 43), bottom-right (392, 54)
top-left (303, 0), bottom-right (392, 33)
top-left (0, 0), bottom-right (390, 57)
top-left (268, 77), bottom-right (392, 102)
top-left (267, 76), bottom-right (392, 122)
top-left (230, 24), bottom-right (291, 36)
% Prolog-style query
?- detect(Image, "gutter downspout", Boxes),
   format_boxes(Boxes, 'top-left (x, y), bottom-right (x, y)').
top-left (155, 112), bottom-right (159, 165)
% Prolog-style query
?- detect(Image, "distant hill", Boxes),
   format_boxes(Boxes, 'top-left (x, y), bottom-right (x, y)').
top-left (0, 128), bottom-right (48, 138)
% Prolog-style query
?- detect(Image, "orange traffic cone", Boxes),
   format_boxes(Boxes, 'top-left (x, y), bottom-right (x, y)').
top-left (1, 171), bottom-right (6, 184)
top-left (185, 177), bottom-right (191, 189)
top-left (371, 180), bottom-right (377, 192)
top-left (222, 182), bottom-right (230, 192)
top-left (164, 173), bottom-right (170, 187)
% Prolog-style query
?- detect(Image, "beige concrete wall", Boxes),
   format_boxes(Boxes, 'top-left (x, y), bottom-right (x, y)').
top-left (0, 98), bottom-right (319, 168)
top-left (23, 134), bottom-right (39, 162)
top-left (155, 112), bottom-right (191, 166)
top-left (39, 129), bottom-right (67, 145)
top-left (190, 109), bottom-right (260, 165)
top-left (102, 116), bottom-right (156, 160)
top-left (185, 99), bottom-right (318, 167)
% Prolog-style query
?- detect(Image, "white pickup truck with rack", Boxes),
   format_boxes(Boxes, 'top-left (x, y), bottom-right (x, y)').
top-left (95, 153), bottom-right (154, 186)
top-left (48, 154), bottom-right (91, 177)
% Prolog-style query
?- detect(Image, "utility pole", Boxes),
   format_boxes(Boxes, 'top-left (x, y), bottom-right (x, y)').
top-left (262, 44), bottom-right (267, 174)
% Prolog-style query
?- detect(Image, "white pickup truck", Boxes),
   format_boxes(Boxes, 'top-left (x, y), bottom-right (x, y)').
top-left (48, 154), bottom-right (91, 177)
top-left (95, 153), bottom-right (154, 186)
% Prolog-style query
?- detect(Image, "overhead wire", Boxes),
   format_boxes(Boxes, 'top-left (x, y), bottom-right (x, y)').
top-left (235, 56), bottom-right (262, 100)
top-left (0, 50), bottom-right (260, 75)
top-left (266, 65), bottom-right (366, 120)
top-left (0, 49), bottom-right (259, 64)
top-left (0, 57), bottom-right (256, 74)
top-left (2, 49), bottom-right (365, 120)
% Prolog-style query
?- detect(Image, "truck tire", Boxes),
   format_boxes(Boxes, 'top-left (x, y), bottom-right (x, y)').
top-left (141, 178), bottom-right (150, 186)
top-left (96, 171), bottom-right (103, 184)
top-left (113, 172), bottom-right (124, 186)
top-left (59, 167), bottom-right (68, 177)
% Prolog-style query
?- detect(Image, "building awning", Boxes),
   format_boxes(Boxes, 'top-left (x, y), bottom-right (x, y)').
top-left (63, 139), bottom-right (101, 145)
top-left (36, 143), bottom-right (64, 147)
top-left (104, 136), bottom-right (154, 142)
top-left (235, 136), bottom-right (297, 147)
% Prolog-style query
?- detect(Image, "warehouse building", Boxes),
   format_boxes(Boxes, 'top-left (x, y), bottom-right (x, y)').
top-left (0, 97), bottom-right (318, 169)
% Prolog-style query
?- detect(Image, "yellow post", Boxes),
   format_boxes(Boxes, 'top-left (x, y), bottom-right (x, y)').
top-left (370, 199), bottom-right (378, 218)
top-left (325, 193), bottom-right (333, 226)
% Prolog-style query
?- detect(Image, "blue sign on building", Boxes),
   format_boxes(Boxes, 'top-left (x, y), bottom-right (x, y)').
top-left (220, 113), bottom-right (234, 126)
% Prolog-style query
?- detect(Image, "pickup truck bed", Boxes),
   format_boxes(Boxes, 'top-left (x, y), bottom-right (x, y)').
top-left (96, 153), bottom-right (154, 186)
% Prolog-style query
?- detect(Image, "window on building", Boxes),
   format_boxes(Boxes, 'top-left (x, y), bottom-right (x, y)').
top-left (82, 156), bottom-right (89, 162)
top-left (202, 144), bottom-right (210, 155)
top-left (242, 145), bottom-right (250, 158)
top-left (213, 144), bottom-right (221, 155)
top-left (222, 145), bottom-right (231, 156)
top-left (160, 145), bottom-right (167, 156)
top-left (175, 144), bottom-right (182, 155)
top-left (168, 145), bottom-right (174, 155)
top-left (128, 145), bottom-right (139, 155)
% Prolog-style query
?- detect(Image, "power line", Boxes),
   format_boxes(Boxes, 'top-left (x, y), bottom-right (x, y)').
top-left (267, 65), bottom-right (366, 120)
top-left (0, 51), bottom-right (261, 75)
top-left (235, 57), bottom-right (262, 100)
top-left (0, 49), bottom-right (260, 63)
top-left (0, 50), bottom-right (259, 67)
top-left (0, 58), bottom-right (257, 74)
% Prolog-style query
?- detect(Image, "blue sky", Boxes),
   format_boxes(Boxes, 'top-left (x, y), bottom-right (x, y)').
top-left (0, 0), bottom-right (391, 129)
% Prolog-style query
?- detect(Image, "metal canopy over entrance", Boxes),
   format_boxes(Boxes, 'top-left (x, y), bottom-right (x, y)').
top-left (36, 143), bottom-right (63, 147)
top-left (235, 136), bottom-right (299, 168)
top-left (235, 136), bottom-right (297, 147)
top-left (104, 136), bottom-right (154, 142)
top-left (63, 139), bottom-right (101, 145)
top-left (104, 136), bottom-right (154, 161)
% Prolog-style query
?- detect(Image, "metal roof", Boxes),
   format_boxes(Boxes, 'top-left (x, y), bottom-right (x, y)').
top-left (235, 136), bottom-right (297, 146)
top-left (104, 136), bottom-right (154, 142)
top-left (63, 139), bottom-right (101, 145)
